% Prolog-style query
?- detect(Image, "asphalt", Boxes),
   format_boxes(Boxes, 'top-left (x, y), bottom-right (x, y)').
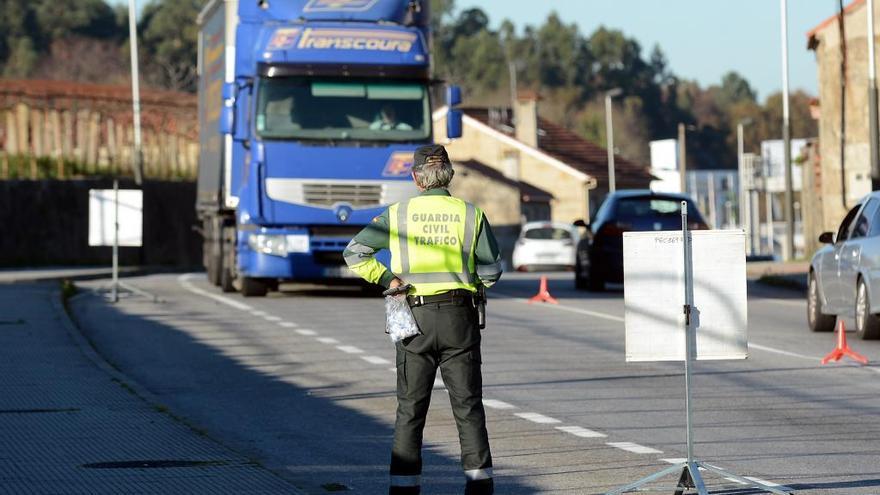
top-left (64, 271), bottom-right (880, 494)
top-left (0, 282), bottom-right (302, 494)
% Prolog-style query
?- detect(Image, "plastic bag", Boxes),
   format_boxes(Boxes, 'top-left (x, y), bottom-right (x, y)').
top-left (384, 290), bottom-right (420, 343)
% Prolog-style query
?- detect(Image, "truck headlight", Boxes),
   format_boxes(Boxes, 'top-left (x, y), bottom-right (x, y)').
top-left (285, 234), bottom-right (310, 253)
top-left (248, 234), bottom-right (288, 257)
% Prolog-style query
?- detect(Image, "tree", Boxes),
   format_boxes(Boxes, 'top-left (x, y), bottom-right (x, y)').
top-left (138, 0), bottom-right (205, 92)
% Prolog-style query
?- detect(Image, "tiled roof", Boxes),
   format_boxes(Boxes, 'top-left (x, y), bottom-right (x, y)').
top-left (456, 159), bottom-right (554, 202)
top-left (462, 107), bottom-right (654, 188)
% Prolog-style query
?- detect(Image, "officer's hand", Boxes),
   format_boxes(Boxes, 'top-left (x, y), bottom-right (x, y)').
top-left (389, 277), bottom-right (404, 289)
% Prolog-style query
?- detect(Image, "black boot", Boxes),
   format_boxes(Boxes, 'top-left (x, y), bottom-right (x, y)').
top-left (464, 478), bottom-right (494, 495)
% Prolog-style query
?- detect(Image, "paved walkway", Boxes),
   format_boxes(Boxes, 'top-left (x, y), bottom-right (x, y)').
top-left (0, 282), bottom-right (302, 494)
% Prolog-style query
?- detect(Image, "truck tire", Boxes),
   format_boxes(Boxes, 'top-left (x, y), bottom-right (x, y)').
top-left (220, 225), bottom-right (236, 293)
top-left (855, 278), bottom-right (880, 340)
top-left (807, 271), bottom-right (836, 332)
top-left (241, 277), bottom-right (269, 297)
top-left (205, 220), bottom-right (222, 286)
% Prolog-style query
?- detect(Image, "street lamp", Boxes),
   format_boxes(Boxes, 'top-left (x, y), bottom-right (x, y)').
top-left (737, 118), bottom-right (754, 254)
top-left (605, 88), bottom-right (623, 193)
top-left (780, 0), bottom-right (795, 261)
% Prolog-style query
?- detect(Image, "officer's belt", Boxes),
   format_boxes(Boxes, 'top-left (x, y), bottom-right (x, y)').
top-left (407, 289), bottom-right (474, 307)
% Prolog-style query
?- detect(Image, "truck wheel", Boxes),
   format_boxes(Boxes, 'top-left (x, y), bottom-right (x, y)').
top-left (855, 279), bottom-right (880, 340)
top-left (220, 225), bottom-right (236, 293)
top-left (807, 271), bottom-right (836, 332)
top-left (205, 221), bottom-right (222, 286)
top-left (241, 277), bottom-right (269, 297)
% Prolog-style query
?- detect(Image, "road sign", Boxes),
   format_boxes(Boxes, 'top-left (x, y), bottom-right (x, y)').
top-left (623, 230), bottom-right (748, 362)
top-left (88, 189), bottom-right (143, 247)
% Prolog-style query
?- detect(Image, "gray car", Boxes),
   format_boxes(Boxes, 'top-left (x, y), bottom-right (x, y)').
top-left (809, 191), bottom-right (880, 338)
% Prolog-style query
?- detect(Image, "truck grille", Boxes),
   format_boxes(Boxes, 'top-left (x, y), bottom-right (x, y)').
top-left (302, 183), bottom-right (383, 207)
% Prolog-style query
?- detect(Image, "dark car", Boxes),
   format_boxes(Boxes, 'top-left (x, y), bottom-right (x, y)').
top-left (574, 190), bottom-right (709, 291)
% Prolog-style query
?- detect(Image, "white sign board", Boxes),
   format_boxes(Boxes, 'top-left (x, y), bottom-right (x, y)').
top-left (623, 230), bottom-right (747, 362)
top-left (88, 189), bottom-right (143, 247)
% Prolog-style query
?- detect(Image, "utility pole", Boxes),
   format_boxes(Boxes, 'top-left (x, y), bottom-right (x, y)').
top-left (738, 119), bottom-right (753, 253)
top-left (780, 0), bottom-right (795, 260)
top-left (605, 88), bottom-right (623, 193)
top-left (508, 61), bottom-right (518, 124)
top-left (678, 123), bottom-right (687, 194)
top-left (869, 0), bottom-right (880, 187)
top-left (128, 0), bottom-right (144, 185)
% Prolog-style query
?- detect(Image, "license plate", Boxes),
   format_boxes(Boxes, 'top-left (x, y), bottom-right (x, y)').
top-left (323, 266), bottom-right (359, 278)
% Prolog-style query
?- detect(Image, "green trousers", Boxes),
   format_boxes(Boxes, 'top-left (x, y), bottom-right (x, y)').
top-left (389, 297), bottom-right (493, 495)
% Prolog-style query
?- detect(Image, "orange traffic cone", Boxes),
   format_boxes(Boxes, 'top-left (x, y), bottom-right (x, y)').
top-left (528, 276), bottom-right (559, 304)
top-left (820, 320), bottom-right (869, 365)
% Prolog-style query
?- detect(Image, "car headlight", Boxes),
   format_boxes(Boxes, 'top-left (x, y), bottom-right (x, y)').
top-left (248, 234), bottom-right (289, 257)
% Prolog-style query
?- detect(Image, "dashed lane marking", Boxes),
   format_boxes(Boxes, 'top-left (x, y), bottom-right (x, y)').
top-left (316, 337), bottom-right (340, 345)
top-left (337, 345), bottom-right (364, 354)
top-left (278, 322), bottom-right (297, 328)
top-left (295, 329), bottom-right (317, 336)
top-left (556, 425), bottom-right (607, 438)
top-left (178, 274), bottom-right (253, 311)
top-left (745, 476), bottom-right (791, 490)
top-left (606, 442), bottom-right (663, 454)
top-left (512, 297), bottom-right (625, 323)
top-left (263, 315), bottom-right (282, 322)
top-left (362, 356), bottom-right (391, 365)
top-left (251, 310), bottom-right (268, 317)
top-left (482, 399), bottom-right (516, 410)
top-left (749, 343), bottom-right (822, 361)
top-left (660, 458), bottom-right (687, 464)
top-left (514, 412), bottom-right (561, 424)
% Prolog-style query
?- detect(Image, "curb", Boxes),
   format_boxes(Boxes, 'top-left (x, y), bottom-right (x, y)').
top-left (0, 266), bottom-right (188, 285)
top-left (55, 286), bottom-right (308, 495)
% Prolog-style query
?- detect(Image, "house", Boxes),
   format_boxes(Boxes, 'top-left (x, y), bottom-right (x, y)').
top-left (434, 92), bottom-right (653, 260)
top-left (807, 0), bottom-right (878, 250)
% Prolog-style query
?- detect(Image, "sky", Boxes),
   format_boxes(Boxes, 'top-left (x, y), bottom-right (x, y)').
top-left (112, 0), bottom-right (837, 100)
top-left (454, 0), bottom-right (838, 100)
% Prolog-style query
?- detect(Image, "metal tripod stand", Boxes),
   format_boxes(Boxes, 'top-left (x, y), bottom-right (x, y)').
top-left (605, 202), bottom-right (792, 495)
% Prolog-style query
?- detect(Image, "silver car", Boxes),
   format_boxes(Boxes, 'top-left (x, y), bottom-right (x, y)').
top-left (809, 191), bottom-right (880, 338)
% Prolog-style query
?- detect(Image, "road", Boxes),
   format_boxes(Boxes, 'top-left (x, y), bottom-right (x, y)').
top-left (70, 272), bottom-right (880, 494)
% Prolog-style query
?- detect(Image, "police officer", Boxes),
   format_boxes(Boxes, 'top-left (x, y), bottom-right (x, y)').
top-left (344, 144), bottom-right (503, 495)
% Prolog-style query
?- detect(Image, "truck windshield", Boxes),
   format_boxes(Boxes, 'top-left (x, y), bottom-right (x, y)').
top-left (255, 77), bottom-right (431, 142)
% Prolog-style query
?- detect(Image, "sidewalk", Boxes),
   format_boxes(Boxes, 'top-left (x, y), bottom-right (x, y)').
top-left (0, 282), bottom-right (302, 494)
top-left (747, 260), bottom-right (809, 292)
top-left (0, 266), bottom-right (149, 284)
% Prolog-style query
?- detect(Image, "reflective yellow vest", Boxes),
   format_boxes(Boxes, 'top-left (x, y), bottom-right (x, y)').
top-left (388, 195), bottom-right (483, 296)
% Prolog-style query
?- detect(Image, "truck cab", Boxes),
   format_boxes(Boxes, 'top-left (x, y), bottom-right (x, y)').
top-left (197, 0), bottom-right (462, 296)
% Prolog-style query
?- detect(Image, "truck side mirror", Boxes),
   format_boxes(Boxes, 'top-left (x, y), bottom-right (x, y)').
top-left (446, 109), bottom-right (463, 139)
top-left (446, 85), bottom-right (462, 107)
top-left (219, 82), bottom-right (236, 135)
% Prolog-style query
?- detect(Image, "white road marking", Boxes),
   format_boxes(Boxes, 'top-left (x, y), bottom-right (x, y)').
top-left (389, 367), bottom-right (398, 373)
top-left (556, 425), bottom-right (607, 438)
top-left (745, 477), bottom-right (791, 490)
top-left (515, 298), bottom-right (625, 322)
top-left (263, 315), bottom-right (282, 322)
top-left (251, 310), bottom-right (268, 317)
top-left (514, 412), bottom-right (561, 424)
top-left (337, 345), bottom-right (364, 354)
top-left (278, 322), bottom-right (297, 328)
top-left (749, 343), bottom-right (822, 361)
top-left (177, 274), bottom-right (253, 311)
top-left (482, 399), bottom-right (517, 410)
top-left (606, 442), bottom-right (663, 454)
top-left (660, 458), bottom-right (687, 464)
top-left (362, 355), bottom-right (391, 365)
top-left (295, 329), bottom-right (317, 336)
top-left (759, 298), bottom-right (805, 307)
top-left (316, 337), bottom-right (339, 345)
top-left (433, 377), bottom-right (445, 388)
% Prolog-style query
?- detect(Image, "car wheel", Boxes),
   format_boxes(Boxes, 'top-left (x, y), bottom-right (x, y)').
top-left (241, 277), bottom-right (269, 297)
top-left (587, 268), bottom-right (604, 292)
top-left (807, 272), bottom-right (836, 332)
top-left (574, 256), bottom-right (588, 290)
top-left (855, 278), bottom-right (880, 340)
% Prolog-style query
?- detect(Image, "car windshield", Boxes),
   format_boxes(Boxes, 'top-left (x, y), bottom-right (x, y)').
top-left (255, 77), bottom-right (431, 142)
top-left (614, 196), bottom-right (704, 229)
top-left (524, 227), bottom-right (572, 240)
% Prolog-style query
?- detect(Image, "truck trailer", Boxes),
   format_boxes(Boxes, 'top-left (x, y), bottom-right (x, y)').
top-left (196, 0), bottom-right (462, 296)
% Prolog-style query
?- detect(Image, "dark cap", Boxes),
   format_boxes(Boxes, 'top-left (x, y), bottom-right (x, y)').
top-left (413, 144), bottom-right (450, 170)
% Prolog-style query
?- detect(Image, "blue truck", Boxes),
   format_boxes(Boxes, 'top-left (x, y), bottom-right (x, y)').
top-left (196, 0), bottom-right (462, 296)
